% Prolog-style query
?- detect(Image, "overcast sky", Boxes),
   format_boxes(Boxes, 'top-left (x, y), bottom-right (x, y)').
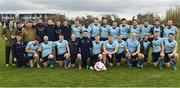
top-left (0, 0), bottom-right (179, 19)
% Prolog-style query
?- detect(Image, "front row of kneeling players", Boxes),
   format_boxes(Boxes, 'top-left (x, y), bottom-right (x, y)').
top-left (12, 30), bottom-right (178, 71)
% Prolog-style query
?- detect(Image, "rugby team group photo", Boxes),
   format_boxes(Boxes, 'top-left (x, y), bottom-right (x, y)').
top-left (0, 17), bottom-right (178, 71)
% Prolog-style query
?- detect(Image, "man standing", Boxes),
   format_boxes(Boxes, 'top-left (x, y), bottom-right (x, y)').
top-left (35, 18), bottom-right (46, 42)
top-left (100, 19), bottom-right (110, 41)
top-left (45, 19), bottom-right (56, 41)
top-left (150, 20), bottom-right (164, 38)
top-left (22, 21), bottom-right (36, 44)
top-left (80, 30), bottom-right (92, 69)
top-left (119, 18), bottom-right (130, 41)
top-left (90, 18), bottom-right (101, 41)
top-left (1, 20), bottom-right (18, 66)
top-left (61, 20), bottom-right (72, 41)
top-left (163, 20), bottom-right (178, 39)
top-left (71, 19), bottom-right (82, 42)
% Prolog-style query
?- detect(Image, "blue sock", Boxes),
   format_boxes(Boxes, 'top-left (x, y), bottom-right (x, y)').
top-left (48, 59), bottom-right (54, 66)
top-left (158, 58), bottom-right (163, 67)
top-left (78, 59), bottom-right (82, 65)
top-left (137, 59), bottom-right (140, 65)
top-left (64, 59), bottom-right (69, 67)
top-left (140, 60), bottom-right (144, 65)
top-left (126, 59), bottom-right (131, 66)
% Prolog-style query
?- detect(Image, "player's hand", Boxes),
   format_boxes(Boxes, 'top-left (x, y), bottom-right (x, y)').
top-left (106, 52), bottom-right (111, 55)
top-left (169, 53), bottom-right (174, 57)
top-left (132, 53), bottom-right (136, 56)
top-left (150, 35), bottom-right (154, 38)
top-left (68, 53), bottom-right (71, 57)
top-left (14, 58), bottom-right (17, 62)
top-left (160, 52), bottom-right (164, 56)
top-left (109, 52), bottom-right (114, 55)
top-left (33, 51), bottom-right (37, 54)
top-left (108, 54), bottom-right (112, 58)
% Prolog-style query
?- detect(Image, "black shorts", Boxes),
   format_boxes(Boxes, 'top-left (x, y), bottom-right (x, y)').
top-left (27, 56), bottom-right (33, 61)
top-left (164, 53), bottom-right (173, 63)
top-left (152, 52), bottom-right (161, 62)
top-left (42, 55), bottom-right (49, 62)
top-left (93, 54), bottom-right (101, 63)
top-left (81, 52), bottom-right (91, 59)
top-left (70, 53), bottom-right (78, 64)
top-left (107, 54), bottom-right (115, 63)
top-left (115, 52), bottom-right (125, 63)
top-left (57, 53), bottom-right (66, 61)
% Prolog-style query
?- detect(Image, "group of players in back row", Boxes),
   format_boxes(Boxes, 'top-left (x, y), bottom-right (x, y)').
top-left (3, 18), bottom-right (179, 70)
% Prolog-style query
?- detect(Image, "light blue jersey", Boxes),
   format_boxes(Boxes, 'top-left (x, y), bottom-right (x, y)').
top-left (164, 38), bottom-right (177, 53)
top-left (26, 41), bottom-right (39, 57)
top-left (90, 23), bottom-right (101, 37)
top-left (116, 40), bottom-right (127, 54)
top-left (130, 25), bottom-right (141, 39)
top-left (140, 24), bottom-right (152, 38)
top-left (126, 38), bottom-right (140, 54)
top-left (39, 41), bottom-right (54, 58)
top-left (109, 26), bottom-right (119, 40)
top-left (54, 40), bottom-right (68, 55)
top-left (100, 25), bottom-right (110, 38)
top-left (152, 37), bottom-right (163, 53)
top-left (119, 24), bottom-right (130, 38)
top-left (164, 26), bottom-right (178, 38)
top-left (92, 41), bottom-right (104, 55)
top-left (71, 24), bottom-right (82, 38)
top-left (103, 40), bottom-right (117, 52)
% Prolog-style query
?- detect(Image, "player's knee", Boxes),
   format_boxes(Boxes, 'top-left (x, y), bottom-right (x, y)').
top-left (141, 54), bottom-right (144, 59)
top-left (126, 53), bottom-right (131, 59)
top-left (98, 54), bottom-right (103, 60)
top-left (160, 53), bottom-right (164, 59)
top-left (65, 53), bottom-right (70, 59)
top-left (77, 53), bottom-right (81, 59)
top-left (175, 53), bottom-right (178, 58)
top-left (33, 54), bottom-right (39, 58)
top-left (102, 52), bottom-right (107, 56)
top-left (138, 53), bottom-right (143, 59)
top-left (48, 54), bottom-right (54, 59)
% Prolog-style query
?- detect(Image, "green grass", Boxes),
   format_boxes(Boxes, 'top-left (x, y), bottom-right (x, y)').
top-left (0, 29), bottom-right (180, 87)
